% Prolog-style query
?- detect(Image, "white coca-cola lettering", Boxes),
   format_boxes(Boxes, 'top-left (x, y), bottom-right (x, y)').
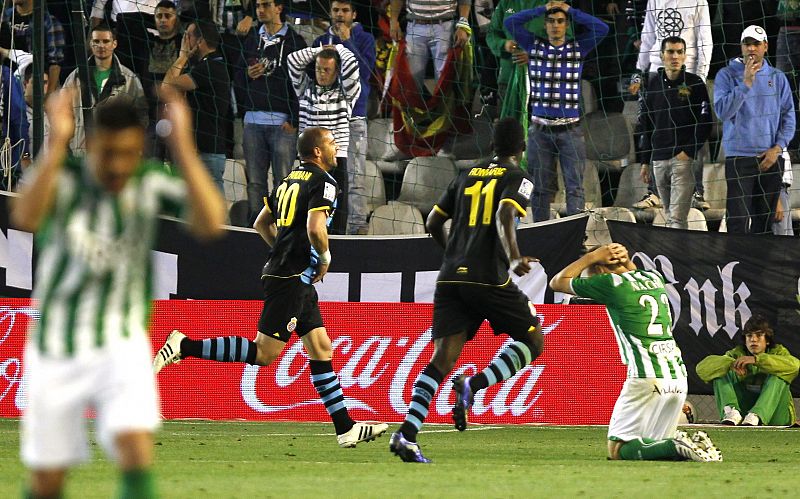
top-left (335, 335), bottom-right (392, 389)
top-left (388, 328), bottom-right (433, 414)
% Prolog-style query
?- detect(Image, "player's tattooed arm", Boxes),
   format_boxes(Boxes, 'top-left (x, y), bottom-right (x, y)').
top-left (307, 210), bottom-right (330, 283)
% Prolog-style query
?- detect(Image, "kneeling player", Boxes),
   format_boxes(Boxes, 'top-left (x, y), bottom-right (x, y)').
top-left (390, 118), bottom-right (544, 463)
top-left (550, 244), bottom-right (722, 462)
top-left (154, 127), bottom-right (387, 447)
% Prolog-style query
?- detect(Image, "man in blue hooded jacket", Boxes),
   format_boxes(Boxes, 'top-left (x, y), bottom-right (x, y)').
top-left (714, 25), bottom-right (796, 234)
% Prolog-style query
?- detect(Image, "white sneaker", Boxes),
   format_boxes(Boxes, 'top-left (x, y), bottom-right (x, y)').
top-left (337, 422), bottom-right (389, 448)
top-left (153, 330), bottom-right (186, 374)
top-left (691, 430), bottom-right (723, 462)
top-left (741, 412), bottom-right (761, 426)
top-left (632, 192), bottom-right (662, 209)
top-left (722, 405), bottom-right (742, 425)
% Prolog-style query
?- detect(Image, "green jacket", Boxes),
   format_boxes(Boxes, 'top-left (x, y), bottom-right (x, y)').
top-left (487, 0), bottom-right (574, 85)
top-left (696, 344), bottom-right (800, 385)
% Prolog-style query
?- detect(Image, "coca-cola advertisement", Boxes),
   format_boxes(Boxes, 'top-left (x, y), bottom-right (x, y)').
top-left (1, 299), bottom-right (625, 424)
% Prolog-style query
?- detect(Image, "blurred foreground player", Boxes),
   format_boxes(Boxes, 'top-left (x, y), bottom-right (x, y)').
top-left (153, 127), bottom-right (388, 448)
top-left (13, 87), bottom-right (226, 498)
top-left (390, 118), bottom-right (544, 463)
top-left (550, 244), bottom-right (722, 462)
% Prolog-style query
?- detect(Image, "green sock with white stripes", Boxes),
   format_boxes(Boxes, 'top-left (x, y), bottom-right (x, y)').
top-left (618, 438), bottom-right (677, 460)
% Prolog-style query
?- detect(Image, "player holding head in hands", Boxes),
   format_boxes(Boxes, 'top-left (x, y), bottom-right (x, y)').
top-left (153, 126), bottom-right (388, 448)
top-left (390, 118), bottom-right (544, 463)
top-left (550, 244), bottom-right (722, 462)
top-left (12, 86), bottom-right (226, 498)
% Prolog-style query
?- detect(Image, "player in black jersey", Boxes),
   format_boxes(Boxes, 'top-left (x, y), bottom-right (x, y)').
top-left (390, 118), bottom-right (545, 463)
top-left (154, 127), bottom-right (387, 447)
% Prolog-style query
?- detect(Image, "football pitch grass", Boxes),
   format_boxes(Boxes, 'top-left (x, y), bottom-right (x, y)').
top-left (2, 420), bottom-right (800, 498)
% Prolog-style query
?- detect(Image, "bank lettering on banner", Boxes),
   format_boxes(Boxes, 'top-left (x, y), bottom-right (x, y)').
top-left (0, 299), bottom-right (625, 424)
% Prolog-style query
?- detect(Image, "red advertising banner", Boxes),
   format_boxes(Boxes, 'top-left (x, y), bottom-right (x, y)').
top-left (0, 299), bottom-right (625, 425)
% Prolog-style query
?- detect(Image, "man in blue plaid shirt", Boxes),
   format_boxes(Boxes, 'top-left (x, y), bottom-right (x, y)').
top-left (505, 1), bottom-right (607, 221)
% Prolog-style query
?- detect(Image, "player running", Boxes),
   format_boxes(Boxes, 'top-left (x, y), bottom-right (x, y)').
top-left (550, 244), bottom-right (722, 462)
top-left (153, 127), bottom-right (387, 448)
top-left (13, 87), bottom-right (226, 498)
top-left (390, 118), bottom-right (544, 463)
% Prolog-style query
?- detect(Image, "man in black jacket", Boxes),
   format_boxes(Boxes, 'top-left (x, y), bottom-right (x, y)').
top-left (638, 36), bottom-right (712, 229)
top-left (234, 0), bottom-right (307, 221)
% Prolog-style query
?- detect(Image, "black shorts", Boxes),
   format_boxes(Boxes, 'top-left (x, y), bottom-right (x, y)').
top-left (258, 276), bottom-right (324, 342)
top-left (432, 281), bottom-right (539, 341)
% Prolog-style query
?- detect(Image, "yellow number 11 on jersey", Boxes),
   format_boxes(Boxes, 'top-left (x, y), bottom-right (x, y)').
top-left (464, 179), bottom-right (497, 226)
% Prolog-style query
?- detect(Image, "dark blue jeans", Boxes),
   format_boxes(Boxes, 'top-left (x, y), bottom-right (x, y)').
top-left (527, 123), bottom-right (586, 221)
top-left (724, 156), bottom-right (781, 234)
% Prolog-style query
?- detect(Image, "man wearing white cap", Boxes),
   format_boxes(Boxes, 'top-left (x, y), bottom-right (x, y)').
top-left (713, 25), bottom-right (796, 234)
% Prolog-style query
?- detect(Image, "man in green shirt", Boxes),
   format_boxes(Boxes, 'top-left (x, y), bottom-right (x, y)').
top-left (12, 86), bottom-right (226, 499)
top-left (550, 243), bottom-right (722, 462)
top-left (696, 313), bottom-right (800, 426)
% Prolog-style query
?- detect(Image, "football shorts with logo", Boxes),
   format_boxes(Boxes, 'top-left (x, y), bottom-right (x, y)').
top-left (607, 377), bottom-right (687, 442)
top-left (258, 275), bottom-right (325, 342)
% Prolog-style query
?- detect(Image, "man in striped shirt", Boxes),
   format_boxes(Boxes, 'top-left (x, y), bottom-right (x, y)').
top-left (12, 87), bottom-right (225, 498)
top-left (550, 243), bottom-right (722, 462)
top-left (505, 1), bottom-right (607, 221)
top-left (287, 44), bottom-right (361, 234)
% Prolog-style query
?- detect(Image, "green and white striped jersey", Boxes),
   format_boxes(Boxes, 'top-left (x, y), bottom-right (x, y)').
top-left (30, 156), bottom-right (186, 358)
top-left (570, 269), bottom-right (686, 380)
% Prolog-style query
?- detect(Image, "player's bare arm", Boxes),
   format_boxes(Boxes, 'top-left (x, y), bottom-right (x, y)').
top-left (253, 204), bottom-right (278, 246)
top-left (159, 86), bottom-right (226, 241)
top-left (11, 88), bottom-right (76, 233)
top-left (426, 208), bottom-right (449, 249)
top-left (307, 209), bottom-right (330, 283)
top-left (550, 244), bottom-right (634, 293)
top-left (496, 202), bottom-right (537, 276)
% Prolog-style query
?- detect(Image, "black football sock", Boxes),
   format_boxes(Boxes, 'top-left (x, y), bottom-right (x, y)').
top-left (399, 364), bottom-right (444, 442)
top-left (180, 337), bottom-right (257, 364)
top-left (309, 359), bottom-right (355, 435)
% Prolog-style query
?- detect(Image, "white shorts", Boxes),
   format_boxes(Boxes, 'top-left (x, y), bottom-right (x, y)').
top-left (20, 335), bottom-right (161, 469)
top-left (607, 377), bottom-right (687, 442)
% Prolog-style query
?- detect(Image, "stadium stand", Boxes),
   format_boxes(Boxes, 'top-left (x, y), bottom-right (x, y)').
top-left (367, 201), bottom-right (425, 235)
top-left (395, 156), bottom-right (458, 215)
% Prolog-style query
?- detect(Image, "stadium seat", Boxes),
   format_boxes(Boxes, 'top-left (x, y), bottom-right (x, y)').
top-left (363, 160), bottom-right (387, 214)
top-left (396, 156), bottom-right (458, 214)
top-left (652, 208), bottom-right (708, 231)
top-left (703, 162), bottom-right (727, 222)
top-left (552, 161), bottom-right (602, 215)
top-left (790, 163), bottom-right (800, 222)
top-left (584, 207), bottom-right (636, 247)
top-left (367, 118), bottom-right (412, 162)
top-left (228, 199), bottom-right (249, 227)
top-left (375, 159), bottom-right (410, 175)
top-left (613, 160), bottom-right (649, 209)
top-left (223, 159), bottom-right (247, 202)
top-left (448, 113), bottom-right (493, 160)
top-left (367, 201), bottom-right (426, 235)
top-left (581, 80), bottom-right (598, 114)
top-left (584, 112), bottom-right (631, 164)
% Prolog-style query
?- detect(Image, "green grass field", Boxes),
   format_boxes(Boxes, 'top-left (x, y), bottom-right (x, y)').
top-left (2, 419), bottom-right (799, 498)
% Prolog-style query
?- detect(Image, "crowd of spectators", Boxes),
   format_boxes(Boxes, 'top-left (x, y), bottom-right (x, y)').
top-left (1, 0), bottom-right (799, 236)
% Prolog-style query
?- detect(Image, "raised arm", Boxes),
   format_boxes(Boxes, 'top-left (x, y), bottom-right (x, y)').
top-left (549, 243), bottom-right (634, 293)
top-left (336, 45), bottom-right (362, 106)
top-left (287, 46), bottom-right (320, 96)
top-left (160, 86), bottom-right (225, 241)
top-left (713, 67), bottom-right (749, 122)
top-left (504, 7), bottom-right (546, 52)
top-left (11, 88), bottom-right (74, 233)
top-left (571, 8), bottom-right (610, 55)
